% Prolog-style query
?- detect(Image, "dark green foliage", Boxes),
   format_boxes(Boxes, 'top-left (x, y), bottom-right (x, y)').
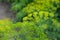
top-left (10, 0), bottom-right (33, 22)
top-left (55, 7), bottom-right (60, 22)
top-left (16, 11), bottom-right (27, 22)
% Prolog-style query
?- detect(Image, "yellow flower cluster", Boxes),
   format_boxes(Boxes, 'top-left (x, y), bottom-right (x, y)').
top-left (22, 0), bottom-right (60, 22)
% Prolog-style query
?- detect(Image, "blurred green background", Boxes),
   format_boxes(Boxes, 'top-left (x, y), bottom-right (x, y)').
top-left (0, 0), bottom-right (60, 40)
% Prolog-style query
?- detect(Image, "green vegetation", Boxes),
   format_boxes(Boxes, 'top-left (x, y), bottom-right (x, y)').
top-left (0, 0), bottom-right (60, 40)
